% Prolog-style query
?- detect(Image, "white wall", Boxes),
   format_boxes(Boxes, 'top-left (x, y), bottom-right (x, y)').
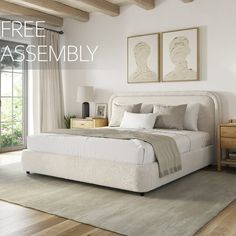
top-left (61, 0), bottom-right (236, 121)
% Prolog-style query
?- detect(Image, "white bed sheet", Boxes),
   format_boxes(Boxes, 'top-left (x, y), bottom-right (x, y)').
top-left (27, 129), bottom-right (210, 165)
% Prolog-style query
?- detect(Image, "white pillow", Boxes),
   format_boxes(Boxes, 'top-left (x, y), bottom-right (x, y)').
top-left (184, 103), bottom-right (200, 131)
top-left (109, 103), bottom-right (141, 127)
top-left (120, 111), bottom-right (157, 129)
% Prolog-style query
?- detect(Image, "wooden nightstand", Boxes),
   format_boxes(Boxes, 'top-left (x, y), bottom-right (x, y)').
top-left (217, 123), bottom-right (236, 171)
top-left (70, 118), bottom-right (108, 129)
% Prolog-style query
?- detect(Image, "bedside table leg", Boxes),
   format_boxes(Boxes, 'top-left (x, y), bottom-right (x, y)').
top-left (217, 148), bottom-right (222, 171)
top-left (217, 126), bottom-right (221, 171)
top-left (217, 162), bottom-right (221, 171)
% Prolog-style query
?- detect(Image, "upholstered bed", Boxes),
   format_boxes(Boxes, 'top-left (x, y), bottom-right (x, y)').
top-left (22, 91), bottom-right (221, 193)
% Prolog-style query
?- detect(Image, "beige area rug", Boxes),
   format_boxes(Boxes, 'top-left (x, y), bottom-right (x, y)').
top-left (0, 163), bottom-right (236, 236)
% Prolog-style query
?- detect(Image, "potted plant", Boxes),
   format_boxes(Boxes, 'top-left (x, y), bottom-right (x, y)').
top-left (64, 114), bottom-right (76, 129)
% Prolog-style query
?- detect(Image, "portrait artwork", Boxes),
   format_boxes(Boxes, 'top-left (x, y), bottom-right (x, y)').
top-left (162, 28), bottom-right (199, 82)
top-left (127, 33), bottom-right (159, 83)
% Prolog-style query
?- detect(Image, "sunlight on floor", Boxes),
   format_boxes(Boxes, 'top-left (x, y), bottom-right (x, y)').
top-left (0, 151), bottom-right (22, 166)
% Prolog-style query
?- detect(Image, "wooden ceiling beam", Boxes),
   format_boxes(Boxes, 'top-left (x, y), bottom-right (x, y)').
top-left (0, 0), bottom-right (63, 27)
top-left (127, 0), bottom-right (155, 10)
top-left (9, 0), bottom-right (89, 22)
top-left (78, 0), bottom-right (120, 16)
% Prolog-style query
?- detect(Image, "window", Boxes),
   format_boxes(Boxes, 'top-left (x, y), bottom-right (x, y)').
top-left (0, 40), bottom-right (27, 152)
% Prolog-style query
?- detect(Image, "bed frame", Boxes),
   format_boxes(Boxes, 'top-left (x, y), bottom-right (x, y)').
top-left (22, 91), bottom-right (221, 194)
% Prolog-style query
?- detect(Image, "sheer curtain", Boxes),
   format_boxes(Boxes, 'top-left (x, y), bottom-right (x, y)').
top-left (32, 29), bottom-right (64, 133)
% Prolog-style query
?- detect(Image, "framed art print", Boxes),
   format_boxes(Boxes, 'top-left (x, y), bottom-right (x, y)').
top-left (95, 103), bottom-right (107, 118)
top-left (127, 33), bottom-right (159, 83)
top-left (162, 27), bottom-right (199, 82)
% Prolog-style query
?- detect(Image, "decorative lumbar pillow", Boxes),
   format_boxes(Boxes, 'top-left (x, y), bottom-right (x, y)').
top-left (153, 104), bottom-right (187, 130)
top-left (184, 103), bottom-right (200, 131)
top-left (109, 103), bottom-right (142, 127)
top-left (120, 111), bottom-right (158, 129)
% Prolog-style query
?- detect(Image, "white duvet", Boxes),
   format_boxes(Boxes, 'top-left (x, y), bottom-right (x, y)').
top-left (27, 129), bottom-right (210, 165)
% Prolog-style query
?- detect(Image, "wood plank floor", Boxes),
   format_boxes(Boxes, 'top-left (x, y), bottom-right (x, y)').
top-left (0, 201), bottom-right (122, 236)
top-left (195, 199), bottom-right (236, 236)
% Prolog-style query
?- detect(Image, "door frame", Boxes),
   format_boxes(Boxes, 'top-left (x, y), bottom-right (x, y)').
top-left (0, 39), bottom-right (28, 153)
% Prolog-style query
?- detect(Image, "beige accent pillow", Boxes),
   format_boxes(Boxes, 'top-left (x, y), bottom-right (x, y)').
top-left (153, 104), bottom-right (187, 130)
top-left (140, 104), bottom-right (154, 113)
top-left (109, 103), bottom-right (142, 127)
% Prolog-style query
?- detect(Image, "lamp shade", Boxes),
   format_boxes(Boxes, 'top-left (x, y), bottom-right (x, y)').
top-left (76, 86), bottom-right (94, 102)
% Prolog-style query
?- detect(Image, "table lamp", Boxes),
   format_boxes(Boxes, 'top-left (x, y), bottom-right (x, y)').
top-left (76, 86), bottom-right (94, 118)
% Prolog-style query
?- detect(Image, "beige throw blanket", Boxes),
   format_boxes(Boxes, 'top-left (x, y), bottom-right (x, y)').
top-left (51, 129), bottom-right (182, 177)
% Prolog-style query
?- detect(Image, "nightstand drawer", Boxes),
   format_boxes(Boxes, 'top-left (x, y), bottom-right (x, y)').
top-left (221, 137), bottom-right (236, 148)
top-left (70, 118), bottom-right (108, 129)
top-left (71, 120), bottom-right (94, 129)
top-left (221, 127), bottom-right (236, 138)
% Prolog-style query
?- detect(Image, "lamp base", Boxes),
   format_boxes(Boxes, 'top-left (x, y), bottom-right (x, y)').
top-left (82, 102), bottom-right (89, 119)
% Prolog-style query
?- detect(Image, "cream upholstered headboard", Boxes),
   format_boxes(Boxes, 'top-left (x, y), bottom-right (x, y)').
top-left (108, 91), bottom-right (221, 144)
